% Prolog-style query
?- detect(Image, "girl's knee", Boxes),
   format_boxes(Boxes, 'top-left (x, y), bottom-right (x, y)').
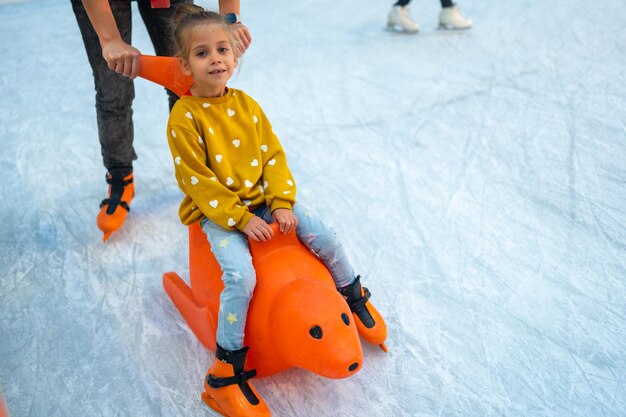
top-left (300, 228), bottom-right (341, 256)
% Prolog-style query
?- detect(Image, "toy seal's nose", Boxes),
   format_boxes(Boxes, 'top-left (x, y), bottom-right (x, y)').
top-left (348, 362), bottom-right (359, 372)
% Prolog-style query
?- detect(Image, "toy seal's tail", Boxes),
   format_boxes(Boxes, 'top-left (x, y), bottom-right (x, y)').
top-left (138, 55), bottom-right (193, 97)
top-left (163, 272), bottom-right (216, 348)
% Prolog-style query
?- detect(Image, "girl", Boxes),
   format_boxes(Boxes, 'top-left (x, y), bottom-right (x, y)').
top-left (168, 5), bottom-right (386, 417)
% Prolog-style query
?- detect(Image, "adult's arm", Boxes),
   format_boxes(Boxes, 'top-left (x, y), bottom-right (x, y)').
top-left (218, 0), bottom-right (252, 57)
top-left (81, 0), bottom-right (141, 78)
top-left (81, 0), bottom-right (250, 77)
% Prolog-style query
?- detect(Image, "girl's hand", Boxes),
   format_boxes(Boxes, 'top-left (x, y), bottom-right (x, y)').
top-left (243, 216), bottom-right (274, 242)
top-left (272, 209), bottom-right (298, 234)
top-left (231, 23), bottom-right (252, 58)
top-left (101, 39), bottom-right (141, 79)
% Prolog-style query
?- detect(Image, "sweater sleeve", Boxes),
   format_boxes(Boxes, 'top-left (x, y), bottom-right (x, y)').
top-left (167, 123), bottom-right (254, 231)
top-left (254, 105), bottom-right (297, 212)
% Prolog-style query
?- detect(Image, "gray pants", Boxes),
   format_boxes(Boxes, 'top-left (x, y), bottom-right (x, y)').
top-left (71, 0), bottom-right (191, 170)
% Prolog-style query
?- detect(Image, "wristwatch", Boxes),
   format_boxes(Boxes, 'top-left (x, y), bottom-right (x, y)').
top-left (223, 13), bottom-right (241, 24)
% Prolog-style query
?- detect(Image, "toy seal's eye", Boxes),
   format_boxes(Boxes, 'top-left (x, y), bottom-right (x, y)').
top-left (341, 313), bottom-right (350, 326)
top-left (309, 325), bottom-right (323, 339)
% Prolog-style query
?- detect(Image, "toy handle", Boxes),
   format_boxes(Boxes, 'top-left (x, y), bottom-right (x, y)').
top-left (138, 55), bottom-right (193, 97)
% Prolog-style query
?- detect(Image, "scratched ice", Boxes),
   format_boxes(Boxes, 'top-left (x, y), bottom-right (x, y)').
top-left (0, 0), bottom-right (624, 416)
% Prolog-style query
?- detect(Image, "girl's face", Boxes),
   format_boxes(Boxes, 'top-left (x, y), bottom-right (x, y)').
top-left (182, 24), bottom-right (237, 97)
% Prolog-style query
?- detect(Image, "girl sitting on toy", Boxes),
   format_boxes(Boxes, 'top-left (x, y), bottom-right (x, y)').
top-left (168, 5), bottom-right (387, 416)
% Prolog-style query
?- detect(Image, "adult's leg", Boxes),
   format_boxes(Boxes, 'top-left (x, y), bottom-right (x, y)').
top-left (137, 0), bottom-right (192, 110)
top-left (388, 0), bottom-right (419, 33)
top-left (438, 0), bottom-right (472, 29)
top-left (440, 0), bottom-right (455, 8)
top-left (71, 0), bottom-right (136, 170)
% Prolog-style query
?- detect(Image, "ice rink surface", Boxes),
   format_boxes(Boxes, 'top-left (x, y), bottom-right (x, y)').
top-left (0, 0), bottom-right (625, 416)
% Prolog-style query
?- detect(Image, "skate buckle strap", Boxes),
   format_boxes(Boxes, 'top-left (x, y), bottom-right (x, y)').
top-left (206, 369), bottom-right (257, 389)
top-left (106, 176), bottom-right (133, 187)
top-left (348, 287), bottom-right (371, 313)
top-left (101, 172), bottom-right (133, 213)
top-left (100, 199), bottom-right (130, 212)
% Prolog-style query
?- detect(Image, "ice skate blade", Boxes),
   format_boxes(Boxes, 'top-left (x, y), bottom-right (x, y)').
top-left (202, 391), bottom-right (229, 417)
top-left (387, 28), bottom-right (419, 34)
top-left (386, 23), bottom-right (419, 34)
top-left (438, 23), bottom-right (472, 30)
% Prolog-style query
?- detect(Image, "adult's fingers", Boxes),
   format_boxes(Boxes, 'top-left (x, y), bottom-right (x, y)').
top-left (104, 50), bottom-right (140, 78)
top-left (106, 57), bottom-right (117, 72)
top-left (232, 25), bottom-right (252, 56)
top-left (238, 28), bottom-right (251, 49)
top-left (122, 54), bottom-right (134, 77)
top-left (129, 54), bottom-right (140, 79)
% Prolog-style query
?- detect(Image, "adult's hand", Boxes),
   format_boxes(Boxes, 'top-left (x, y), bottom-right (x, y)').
top-left (81, 0), bottom-right (141, 79)
top-left (231, 23), bottom-right (252, 58)
top-left (101, 39), bottom-right (141, 79)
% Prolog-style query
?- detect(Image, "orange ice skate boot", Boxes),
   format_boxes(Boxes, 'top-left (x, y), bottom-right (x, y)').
top-left (339, 275), bottom-right (388, 352)
top-left (202, 345), bottom-right (271, 417)
top-left (97, 167), bottom-right (134, 241)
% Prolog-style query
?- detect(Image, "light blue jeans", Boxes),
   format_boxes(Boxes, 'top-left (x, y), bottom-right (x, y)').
top-left (201, 203), bottom-right (355, 351)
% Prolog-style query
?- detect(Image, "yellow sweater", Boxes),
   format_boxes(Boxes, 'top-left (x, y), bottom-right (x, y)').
top-left (167, 88), bottom-right (296, 231)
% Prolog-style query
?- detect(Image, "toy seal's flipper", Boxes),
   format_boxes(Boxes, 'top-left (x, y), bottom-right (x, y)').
top-left (163, 272), bottom-right (216, 348)
top-left (138, 55), bottom-right (193, 97)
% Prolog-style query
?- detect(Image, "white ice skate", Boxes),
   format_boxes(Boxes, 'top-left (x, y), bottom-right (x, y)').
top-left (387, 5), bottom-right (419, 33)
top-left (439, 5), bottom-right (472, 30)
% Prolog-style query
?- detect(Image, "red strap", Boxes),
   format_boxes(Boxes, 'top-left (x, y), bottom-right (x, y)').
top-left (150, 0), bottom-right (170, 8)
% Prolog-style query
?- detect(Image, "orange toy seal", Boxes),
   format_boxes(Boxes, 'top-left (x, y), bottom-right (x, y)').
top-left (164, 223), bottom-right (364, 378)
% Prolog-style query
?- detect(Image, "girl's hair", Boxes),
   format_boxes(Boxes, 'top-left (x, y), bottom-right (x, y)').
top-left (172, 4), bottom-right (238, 60)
